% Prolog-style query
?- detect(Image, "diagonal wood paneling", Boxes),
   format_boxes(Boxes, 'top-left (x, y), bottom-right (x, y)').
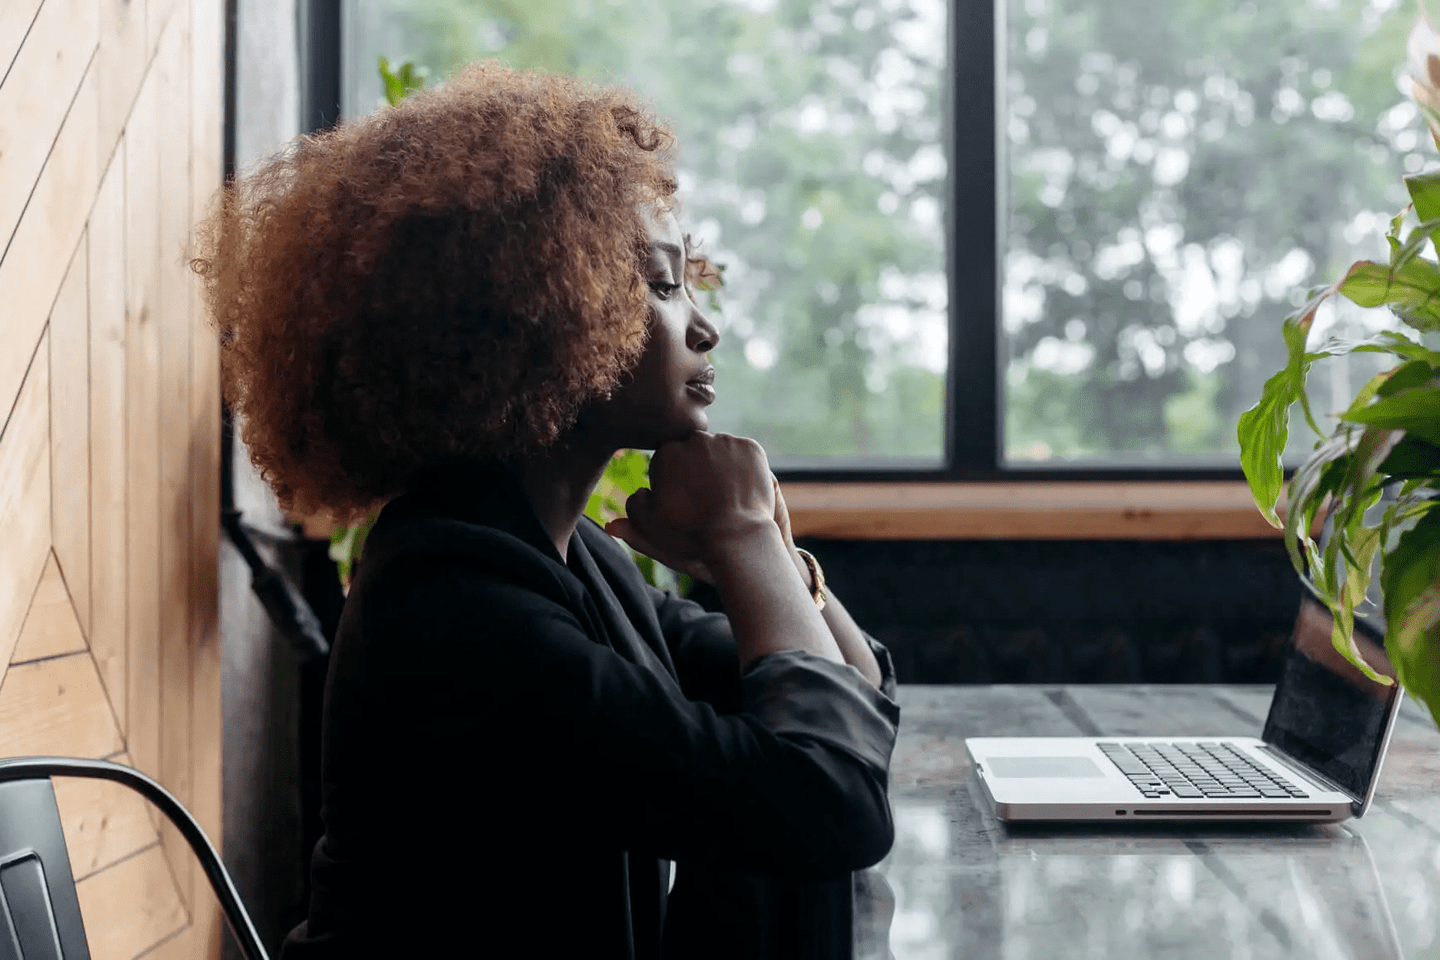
top-left (75, 844), bottom-right (188, 960)
top-left (124, 41), bottom-right (163, 792)
top-left (98, 0), bottom-right (151, 168)
top-left (0, 0), bottom-right (97, 258)
top-left (155, 6), bottom-right (194, 899)
top-left (54, 751), bottom-right (155, 886)
top-left (11, 553), bottom-right (87, 664)
top-left (187, 0), bottom-right (224, 948)
top-left (0, 331), bottom-right (51, 670)
top-left (4, 2), bottom-right (224, 956)
top-left (0, 1), bottom-right (45, 87)
top-left (49, 235), bottom-right (91, 641)
top-left (89, 140), bottom-right (129, 737)
top-left (0, 652), bottom-right (123, 759)
top-left (0, 54), bottom-right (97, 443)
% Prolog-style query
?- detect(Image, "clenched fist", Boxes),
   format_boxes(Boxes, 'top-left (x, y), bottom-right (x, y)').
top-left (605, 432), bottom-right (781, 583)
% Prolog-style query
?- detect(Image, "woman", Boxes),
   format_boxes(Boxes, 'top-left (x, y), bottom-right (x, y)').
top-left (195, 60), bottom-right (899, 958)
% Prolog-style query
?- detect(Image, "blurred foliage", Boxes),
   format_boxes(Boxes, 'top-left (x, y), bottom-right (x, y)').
top-left (584, 449), bottom-right (693, 595)
top-left (1003, 0), bottom-right (1420, 464)
top-left (339, 0), bottom-right (1436, 467)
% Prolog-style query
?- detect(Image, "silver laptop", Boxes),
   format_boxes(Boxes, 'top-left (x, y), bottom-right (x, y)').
top-left (966, 594), bottom-right (1404, 823)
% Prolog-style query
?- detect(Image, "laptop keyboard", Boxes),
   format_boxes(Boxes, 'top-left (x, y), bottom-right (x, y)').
top-left (1097, 741), bottom-right (1309, 800)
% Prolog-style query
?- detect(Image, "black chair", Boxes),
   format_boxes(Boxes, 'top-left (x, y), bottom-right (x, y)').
top-left (0, 757), bottom-right (266, 960)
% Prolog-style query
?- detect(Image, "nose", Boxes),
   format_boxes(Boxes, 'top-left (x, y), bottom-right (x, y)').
top-left (687, 300), bottom-right (720, 354)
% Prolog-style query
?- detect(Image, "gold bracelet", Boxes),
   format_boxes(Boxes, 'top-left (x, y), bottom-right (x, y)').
top-left (794, 547), bottom-right (827, 612)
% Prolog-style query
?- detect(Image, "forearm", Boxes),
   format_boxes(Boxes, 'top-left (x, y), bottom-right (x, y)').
top-left (789, 552), bottom-right (884, 690)
top-left (706, 522), bottom-right (846, 671)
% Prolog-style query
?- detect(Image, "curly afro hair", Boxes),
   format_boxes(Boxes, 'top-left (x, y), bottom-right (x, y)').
top-left (193, 60), bottom-right (686, 525)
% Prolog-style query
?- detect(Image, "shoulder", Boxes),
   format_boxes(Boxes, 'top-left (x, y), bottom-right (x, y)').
top-left (351, 509), bottom-right (585, 625)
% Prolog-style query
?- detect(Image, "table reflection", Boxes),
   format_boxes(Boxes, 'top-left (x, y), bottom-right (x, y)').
top-left (870, 686), bottom-right (1440, 960)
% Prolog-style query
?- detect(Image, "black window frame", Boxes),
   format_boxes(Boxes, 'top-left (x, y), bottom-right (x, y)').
top-left (306, 0), bottom-right (1252, 486)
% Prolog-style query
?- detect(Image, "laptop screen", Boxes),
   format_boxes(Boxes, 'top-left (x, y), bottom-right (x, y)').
top-left (1262, 595), bottom-right (1400, 799)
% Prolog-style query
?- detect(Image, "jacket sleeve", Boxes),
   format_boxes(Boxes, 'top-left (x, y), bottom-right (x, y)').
top-left (651, 584), bottom-right (900, 711)
top-left (369, 557), bottom-right (900, 879)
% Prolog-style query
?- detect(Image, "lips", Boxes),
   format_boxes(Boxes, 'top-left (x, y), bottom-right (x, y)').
top-left (686, 366), bottom-right (717, 404)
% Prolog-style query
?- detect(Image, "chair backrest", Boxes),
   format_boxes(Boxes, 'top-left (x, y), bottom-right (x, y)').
top-left (0, 758), bottom-right (266, 960)
top-left (0, 779), bottom-right (89, 959)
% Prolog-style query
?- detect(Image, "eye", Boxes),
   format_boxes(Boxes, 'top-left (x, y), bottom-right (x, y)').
top-left (649, 280), bottom-right (681, 301)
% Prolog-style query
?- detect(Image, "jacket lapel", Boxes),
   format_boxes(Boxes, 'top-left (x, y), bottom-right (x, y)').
top-left (567, 525), bottom-right (682, 690)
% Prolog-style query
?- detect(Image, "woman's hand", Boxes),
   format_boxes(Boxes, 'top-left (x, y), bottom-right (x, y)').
top-left (605, 432), bottom-right (778, 584)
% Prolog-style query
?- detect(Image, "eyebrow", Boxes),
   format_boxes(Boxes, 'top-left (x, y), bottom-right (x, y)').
top-left (651, 241), bottom-right (684, 259)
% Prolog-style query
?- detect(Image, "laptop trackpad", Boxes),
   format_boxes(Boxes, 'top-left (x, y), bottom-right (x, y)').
top-left (988, 757), bottom-right (1105, 778)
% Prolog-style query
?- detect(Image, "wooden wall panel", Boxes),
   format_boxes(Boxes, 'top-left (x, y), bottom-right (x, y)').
top-left (0, 652), bottom-right (123, 759)
top-left (75, 844), bottom-right (188, 960)
top-left (0, 1), bottom-right (45, 85)
top-left (0, 333), bottom-right (51, 668)
top-left (155, 7), bottom-right (194, 899)
top-left (0, 57), bottom-right (96, 433)
top-left (0, 2), bottom-right (223, 956)
top-left (52, 751), bottom-right (154, 881)
top-left (11, 554), bottom-right (87, 664)
top-left (124, 53), bottom-right (162, 790)
top-left (188, 0), bottom-right (225, 952)
top-left (98, 0), bottom-right (151, 166)
top-left (0, 0), bottom-right (97, 254)
top-left (49, 238), bottom-right (91, 640)
top-left (89, 144), bottom-right (129, 735)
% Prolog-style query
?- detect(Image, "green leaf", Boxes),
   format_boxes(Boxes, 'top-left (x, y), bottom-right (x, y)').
top-left (1382, 508), bottom-right (1440, 725)
top-left (1405, 171), bottom-right (1440, 228)
top-left (328, 512), bottom-right (378, 593)
top-left (1238, 289), bottom-right (1331, 526)
top-left (1378, 436), bottom-right (1440, 480)
top-left (379, 56), bottom-right (428, 107)
top-left (1337, 259), bottom-right (1440, 333)
top-left (1342, 383), bottom-right (1440, 446)
top-left (1375, 360), bottom-right (1439, 398)
top-left (1325, 526), bottom-right (1392, 685)
top-left (1283, 430), bottom-right (1360, 575)
top-left (1390, 219), bottom-right (1440, 275)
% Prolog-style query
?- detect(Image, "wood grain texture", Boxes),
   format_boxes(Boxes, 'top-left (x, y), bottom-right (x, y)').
top-left (98, 0), bottom-right (150, 167)
top-left (74, 843), bottom-right (188, 960)
top-left (782, 481), bottom-right (1281, 541)
top-left (53, 751), bottom-right (157, 881)
top-left (0, 331), bottom-right (52, 669)
top-left (0, 0), bottom-right (97, 254)
top-left (0, 652), bottom-right (123, 758)
top-left (188, 2), bottom-right (224, 952)
top-left (89, 141), bottom-right (128, 734)
top-left (155, 6), bottom-right (193, 900)
top-left (48, 237), bottom-right (91, 640)
top-left (124, 49), bottom-right (162, 790)
top-left (0, 57), bottom-right (96, 435)
top-left (0, 0), bottom-right (44, 88)
top-left (11, 553), bottom-right (87, 664)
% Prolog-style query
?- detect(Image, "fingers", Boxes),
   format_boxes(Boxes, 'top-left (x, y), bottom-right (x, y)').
top-left (623, 486), bottom-right (655, 526)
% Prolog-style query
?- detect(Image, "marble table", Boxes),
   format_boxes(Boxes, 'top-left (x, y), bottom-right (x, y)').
top-left (860, 685), bottom-right (1440, 960)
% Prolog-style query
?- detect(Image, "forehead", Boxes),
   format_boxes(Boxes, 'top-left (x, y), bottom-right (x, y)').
top-left (640, 204), bottom-right (684, 251)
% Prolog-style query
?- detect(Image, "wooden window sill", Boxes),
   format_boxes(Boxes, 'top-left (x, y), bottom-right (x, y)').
top-left (289, 481), bottom-right (1286, 542)
top-left (780, 481), bottom-right (1281, 541)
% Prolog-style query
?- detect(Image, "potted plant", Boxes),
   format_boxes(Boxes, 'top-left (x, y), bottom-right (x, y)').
top-left (1238, 7), bottom-right (1440, 726)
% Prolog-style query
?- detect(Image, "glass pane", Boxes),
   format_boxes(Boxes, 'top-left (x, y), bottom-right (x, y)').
top-left (342, 0), bottom-right (948, 464)
top-left (1004, 0), bottom-right (1420, 467)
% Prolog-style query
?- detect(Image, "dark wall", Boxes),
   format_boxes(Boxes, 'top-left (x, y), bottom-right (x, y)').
top-left (788, 537), bottom-right (1304, 685)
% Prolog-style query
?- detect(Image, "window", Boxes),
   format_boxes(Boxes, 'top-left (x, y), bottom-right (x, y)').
top-left (337, 0), bottom-right (1419, 479)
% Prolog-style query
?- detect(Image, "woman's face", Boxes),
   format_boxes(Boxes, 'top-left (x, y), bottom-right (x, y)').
top-left (591, 206), bottom-right (721, 449)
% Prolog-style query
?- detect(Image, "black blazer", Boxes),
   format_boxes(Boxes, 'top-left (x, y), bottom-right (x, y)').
top-left (279, 459), bottom-right (900, 959)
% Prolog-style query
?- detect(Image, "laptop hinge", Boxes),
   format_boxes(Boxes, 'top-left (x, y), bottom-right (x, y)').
top-left (1258, 743), bottom-right (1361, 808)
